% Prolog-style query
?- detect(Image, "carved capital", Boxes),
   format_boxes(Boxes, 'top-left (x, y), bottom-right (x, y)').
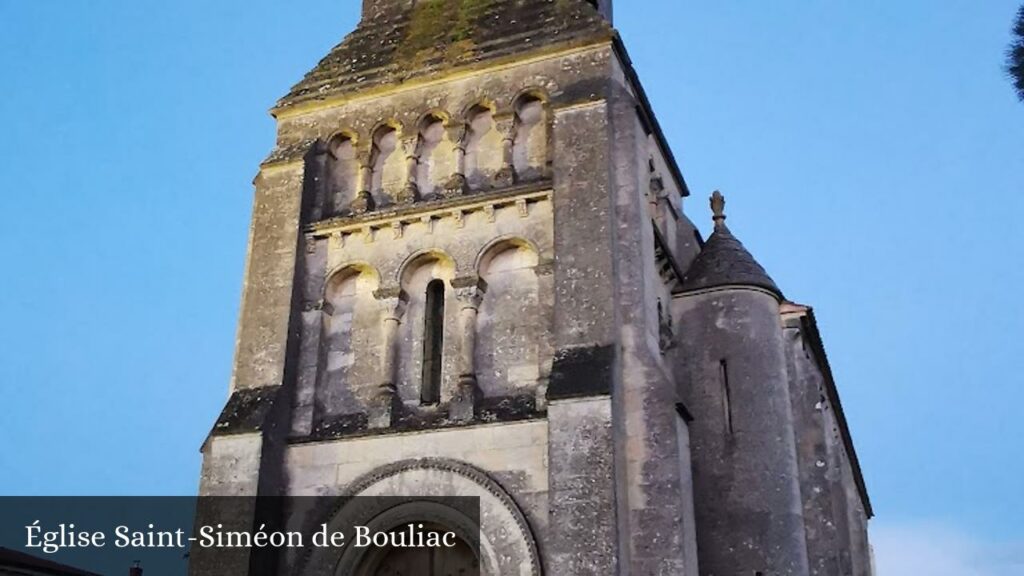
top-left (374, 287), bottom-right (409, 321)
top-left (400, 135), bottom-right (420, 159)
top-left (445, 122), bottom-right (469, 148)
top-left (355, 141), bottom-right (375, 165)
top-left (493, 113), bottom-right (517, 140)
top-left (451, 276), bottom-right (488, 310)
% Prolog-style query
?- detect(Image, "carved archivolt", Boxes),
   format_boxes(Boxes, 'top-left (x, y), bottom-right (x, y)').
top-left (297, 458), bottom-right (543, 576)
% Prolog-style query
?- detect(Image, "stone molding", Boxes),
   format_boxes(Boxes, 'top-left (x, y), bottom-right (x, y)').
top-left (296, 458), bottom-right (543, 576)
top-left (306, 184), bottom-right (551, 238)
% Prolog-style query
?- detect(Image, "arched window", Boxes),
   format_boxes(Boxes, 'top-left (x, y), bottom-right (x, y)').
top-left (421, 279), bottom-right (446, 405)
top-left (318, 266), bottom-right (380, 420)
top-left (371, 125), bottom-right (404, 200)
top-left (513, 95), bottom-right (547, 181)
top-left (415, 115), bottom-right (449, 199)
top-left (476, 240), bottom-right (541, 396)
top-left (464, 104), bottom-right (502, 190)
top-left (327, 134), bottom-right (357, 215)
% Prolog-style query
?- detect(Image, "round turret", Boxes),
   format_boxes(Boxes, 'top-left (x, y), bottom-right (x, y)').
top-left (674, 192), bottom-right (809, 576)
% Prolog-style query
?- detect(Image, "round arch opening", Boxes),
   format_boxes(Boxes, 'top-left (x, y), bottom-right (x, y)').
top-left (354, 523), bottom-right (479, 576)
top-left (334, 500), bottom-right (484, 576)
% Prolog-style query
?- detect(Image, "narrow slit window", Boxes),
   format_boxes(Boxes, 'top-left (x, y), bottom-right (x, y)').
top-left (421, 279), bottom-right (446, 405)
top-left (719, 359), bottom-right (734, 435)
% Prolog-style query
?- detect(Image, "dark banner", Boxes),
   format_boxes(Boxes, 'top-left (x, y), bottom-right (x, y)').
top-left (0, 497), bottom-right (481, 576)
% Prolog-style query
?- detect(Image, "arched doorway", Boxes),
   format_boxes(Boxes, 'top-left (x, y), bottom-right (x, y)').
top-left (355, 523), bottom-right (479, 576)
top-left (297, 459), bottom-right (542, 576)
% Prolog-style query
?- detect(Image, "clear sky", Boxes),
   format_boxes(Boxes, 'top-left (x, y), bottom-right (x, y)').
top-left (1, 1), bottom-right (1021, 574)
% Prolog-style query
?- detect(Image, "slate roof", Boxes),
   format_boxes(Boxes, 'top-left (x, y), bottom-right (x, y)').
top-left (679, 224), bottom-right (784, 299)
top-left (277, 0), bottom-right (614, 109)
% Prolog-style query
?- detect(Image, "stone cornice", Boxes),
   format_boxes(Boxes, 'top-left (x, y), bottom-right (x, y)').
top-left (272, 39), bottom-right (614, 120)
top-left (305, 182), bottom-right (552, 239)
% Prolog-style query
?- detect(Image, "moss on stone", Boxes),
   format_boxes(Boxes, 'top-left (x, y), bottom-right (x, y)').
top-left (399, 0), bottom-right (498, 65)
top-left (279, 0), bottom-right (613, 107)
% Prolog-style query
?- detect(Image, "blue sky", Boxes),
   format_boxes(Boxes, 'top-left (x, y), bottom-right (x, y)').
top-left (0, 1), bottom-right (1021, 573)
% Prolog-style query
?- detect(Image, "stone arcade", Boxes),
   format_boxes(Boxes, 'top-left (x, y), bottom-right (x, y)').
top-left (193, 1), bottom-right (873, 574)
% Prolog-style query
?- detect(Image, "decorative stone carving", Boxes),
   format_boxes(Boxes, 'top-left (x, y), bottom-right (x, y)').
top-left (395, 135), bottom-right (421, 205)
top-left (443, 123), bottom-right (470, 198)
top-left (452, 276), bottom-right (487, 310)
top-left (449, 276), bottom-right (488, 422)
top-left (493, 113), bottom-right (517, 188)
top-left (370, 287), bottom-right (409, 429)
top-left (351, 154), bottom-right (376, 213)
top-left (375, 287), bottom-right (408, 322)
top-left (297, 459), bottom-right (542, 576)
top-left (330, 231), bottom-right (344, 248)
top-left (516, 197), bottom-right (529, 218)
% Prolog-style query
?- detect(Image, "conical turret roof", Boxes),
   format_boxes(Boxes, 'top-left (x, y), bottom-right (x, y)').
top-left (679, 192), bottom-right (783, 299)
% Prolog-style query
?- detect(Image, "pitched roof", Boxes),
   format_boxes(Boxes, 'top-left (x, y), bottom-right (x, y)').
top-left (780, 302), bottom-right (873, 518)
top-left (276, 0), bottom-right (614, 109)
top-left (0, 547), bottom-right (102, 576)
top-left (679, 224), bottom-right (783, 299)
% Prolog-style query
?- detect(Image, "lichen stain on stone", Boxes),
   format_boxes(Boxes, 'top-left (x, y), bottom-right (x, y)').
top-left (399, 0), bottom-right (495, 65)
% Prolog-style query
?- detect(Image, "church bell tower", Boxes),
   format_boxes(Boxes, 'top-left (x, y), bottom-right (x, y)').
top-left (195, 1), bottom-right (873, 575)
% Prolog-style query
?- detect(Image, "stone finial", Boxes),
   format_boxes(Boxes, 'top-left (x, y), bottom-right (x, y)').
top-left (710, 190), bottom-right (727, 229)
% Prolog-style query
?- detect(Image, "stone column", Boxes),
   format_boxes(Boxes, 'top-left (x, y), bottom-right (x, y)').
top-left (351, 145), bottom-right (375, 213)
top-left (493, 113), bottom-right (517, 188)
top-left (449, 276), bottom-right (487, 422)
top-left (443, 122), bottom-right (469, 197)
top-left (396, 135), bottom-right (420, 205)
top-left (369, 287), bottom-right (407, 429)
